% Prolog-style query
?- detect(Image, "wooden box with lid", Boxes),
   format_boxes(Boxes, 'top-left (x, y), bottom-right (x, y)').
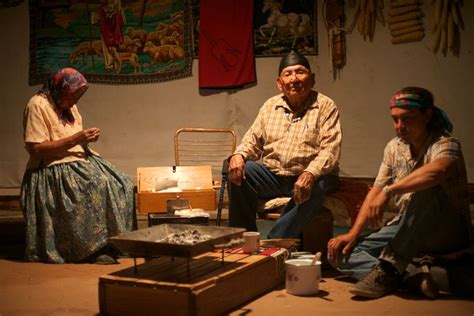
top-left (136, 165), bottom-right (216, 214)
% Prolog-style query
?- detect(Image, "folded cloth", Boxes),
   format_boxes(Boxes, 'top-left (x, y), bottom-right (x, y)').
top-left (221, 246), bottom-right (283, 256)
top-left (155, 176), bottom-right (178, 191)
top-left (174, 208), bottom-right (209, 218)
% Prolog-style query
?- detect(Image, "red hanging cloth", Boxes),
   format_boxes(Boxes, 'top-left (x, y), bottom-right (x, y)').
top-left (198, 0), bottom-right (256, 88)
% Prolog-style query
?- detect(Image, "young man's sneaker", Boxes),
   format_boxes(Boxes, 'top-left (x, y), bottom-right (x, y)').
top-left (403, 263), bottom-right (439, 299)
top-left (349, 264), bottom-right (400, 299)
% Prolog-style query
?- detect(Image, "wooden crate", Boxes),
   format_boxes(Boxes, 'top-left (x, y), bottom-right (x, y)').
top-left (302, 207), bottom-right (334, 266)
top-left (99, 250), bottom-right (286, 316)
top-left (137, 166), bottom-right (216, 213)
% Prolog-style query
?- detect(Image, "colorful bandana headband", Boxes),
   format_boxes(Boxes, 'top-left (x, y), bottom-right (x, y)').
top-left (40, 68), bottom-right (88, 107)
top-left (390, 93), bottom-right (428, 109)
top-left (390, 92), bottom-right (453, 133)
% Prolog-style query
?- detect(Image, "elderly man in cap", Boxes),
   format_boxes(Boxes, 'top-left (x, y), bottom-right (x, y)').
top-left (227, 50), bottom-right (342, 239)
top-left (327, 86), bottom-right (472, 299)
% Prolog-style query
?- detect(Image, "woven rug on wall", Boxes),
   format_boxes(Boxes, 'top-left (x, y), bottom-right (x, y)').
top-left (29, 0), bottom-right (193, 85)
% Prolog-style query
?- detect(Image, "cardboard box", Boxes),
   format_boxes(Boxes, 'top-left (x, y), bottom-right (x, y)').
top-left (137, 166), bottom-right (216, 213)
top-left (99, 250), bottom-right (286, 316)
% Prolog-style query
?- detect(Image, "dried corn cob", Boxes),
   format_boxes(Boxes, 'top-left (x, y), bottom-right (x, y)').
top-left (388, 0), bottom-right (424, 44)
top-left (347, 0), bottom-right (385, 41)
top-left (430, 0), bottom-right (464, 56)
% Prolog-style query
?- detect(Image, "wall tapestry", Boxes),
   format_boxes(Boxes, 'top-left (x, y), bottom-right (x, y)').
top-left (29, 0), bottom-right (193, 85)
top-left (192, 0), bottom-right (318, 57)
top-left (1, 0), bottom-right (24, 7)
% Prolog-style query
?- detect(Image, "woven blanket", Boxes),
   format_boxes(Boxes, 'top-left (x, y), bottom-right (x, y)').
top-left (258, 179), bottom-right (372, 226)
top-left (330, 179), bottom-right (372, 224)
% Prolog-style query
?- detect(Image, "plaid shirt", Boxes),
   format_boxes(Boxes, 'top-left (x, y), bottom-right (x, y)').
top-left (235, 91), bottom-right (342, 178)
top-left (374, 132), bottom-right (471, 223)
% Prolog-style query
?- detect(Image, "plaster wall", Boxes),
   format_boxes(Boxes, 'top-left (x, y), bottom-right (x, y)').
top-left (1, 1), bottom-right (473, 187)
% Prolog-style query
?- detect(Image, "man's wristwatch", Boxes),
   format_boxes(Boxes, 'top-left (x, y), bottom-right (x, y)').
top-left (382, 185), bottom-right (393, 197)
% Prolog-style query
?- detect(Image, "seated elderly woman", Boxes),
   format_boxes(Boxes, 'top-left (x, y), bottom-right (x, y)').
top-left (21, 68), bottom-right (135, 264)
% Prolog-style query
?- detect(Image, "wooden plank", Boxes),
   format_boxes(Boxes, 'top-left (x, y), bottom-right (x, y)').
top-left (99, 280), bottom-right (192, 316)
top-left (101, 252), bottom-right (269, 290)
top-left (193, 254), bottom-right (283, 315)
top-left (137, 190), bottom-right (216, 213)
top-left (0, 196), bottom-right (21, 211)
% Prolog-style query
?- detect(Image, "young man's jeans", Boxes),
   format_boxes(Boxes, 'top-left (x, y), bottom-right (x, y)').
top-left (334, 187), bottom-right (471, 280)
top-left (228, 161), bottom-right (339, 239)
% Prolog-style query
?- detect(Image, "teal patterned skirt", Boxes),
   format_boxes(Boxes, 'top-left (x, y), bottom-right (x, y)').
top-left (20, 155), bottom-right (135, 263)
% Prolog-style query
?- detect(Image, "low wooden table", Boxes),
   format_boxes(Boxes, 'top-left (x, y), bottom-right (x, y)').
top-left (99, 249), bottom-right (286, 316)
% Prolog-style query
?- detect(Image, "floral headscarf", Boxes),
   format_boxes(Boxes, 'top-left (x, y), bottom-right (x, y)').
top-left (39, 68), bottom-right (88, 124)
top-left (40, 68), bottom-right (88, 107)
top-left (390, 91), bottom-right (453, 133)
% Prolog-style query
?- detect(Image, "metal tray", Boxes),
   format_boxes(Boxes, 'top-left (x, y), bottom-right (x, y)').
top-left (109, 224), bottom-right (246, 258)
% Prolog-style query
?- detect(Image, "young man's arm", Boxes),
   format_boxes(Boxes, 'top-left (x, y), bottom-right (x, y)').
top-left (384, 157), bottom-right (454, 196)
top-left (328, 157), bottom-right (455, 260)
top-left (327, 186), bottom-right (382, 259)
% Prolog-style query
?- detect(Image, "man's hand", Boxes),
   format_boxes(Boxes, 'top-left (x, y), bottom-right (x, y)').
top-left (228, 154), bottom-right (245, 186)
top-left (327, 232), bottom-right (357, 267)
top-left (366, 189), bottom-right (389, 229)
top-left (293, 171), bottom-right (315, 205)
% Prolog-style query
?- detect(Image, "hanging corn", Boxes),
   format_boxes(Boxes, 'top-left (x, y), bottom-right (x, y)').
top-left (430, 0), bottom-right (464, 56)
top-left (388, 0), bottom-right (425, 44)
top-left (347, 0), bottom-right (385, 42)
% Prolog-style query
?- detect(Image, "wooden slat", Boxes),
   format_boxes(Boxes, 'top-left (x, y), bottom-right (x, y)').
top-left (99, 251), bottom-right (284, 316)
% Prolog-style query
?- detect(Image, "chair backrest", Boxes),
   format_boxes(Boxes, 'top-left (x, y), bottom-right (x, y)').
top-left (174, 128), bottom-right (236, 182)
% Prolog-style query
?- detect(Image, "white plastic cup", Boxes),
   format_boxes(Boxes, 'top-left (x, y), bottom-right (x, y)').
top-left (285, 259), bottom-right (321, 296)
top-left (242, 232), bottom-right (260, 253)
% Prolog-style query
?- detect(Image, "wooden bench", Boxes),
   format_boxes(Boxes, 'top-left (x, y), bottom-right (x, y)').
top-left (0, 195), bottom-right (25, 242)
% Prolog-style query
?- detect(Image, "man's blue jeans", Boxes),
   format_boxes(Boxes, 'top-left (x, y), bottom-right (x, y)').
top-left (228, 161), bottom-right (339, 238)
top-left (334, 187), bottom-right (471, 280)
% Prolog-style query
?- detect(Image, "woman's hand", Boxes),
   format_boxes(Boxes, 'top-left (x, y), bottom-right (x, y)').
top-left (228, 154), bottom-right (245, 186)
top-left (75, 128), bottom-right (100, 144)
top-left (26, 127), bottom-right (100, 160)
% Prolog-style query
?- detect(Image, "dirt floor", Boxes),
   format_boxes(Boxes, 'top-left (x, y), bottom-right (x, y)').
top-left (0, 202), bottom-right (472, 315)
top-left (0, 255), bottom-right (472, 316)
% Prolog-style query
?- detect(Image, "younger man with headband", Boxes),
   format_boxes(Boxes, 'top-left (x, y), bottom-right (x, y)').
top-left (327, 86), bottom-right (472, 299)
